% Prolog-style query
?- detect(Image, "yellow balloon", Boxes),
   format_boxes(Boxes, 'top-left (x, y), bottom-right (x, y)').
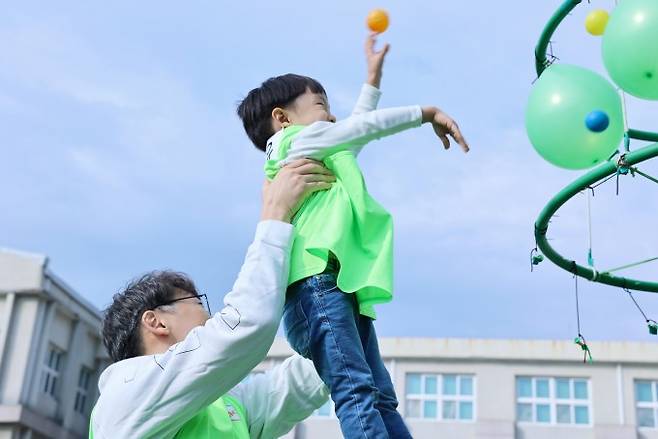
top-left (585, 9), bottom-right (609, 36)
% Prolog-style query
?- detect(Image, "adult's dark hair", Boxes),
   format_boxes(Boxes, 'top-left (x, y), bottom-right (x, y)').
top-left (237, 73), bottom-right (326, 151)
top-left (102, 270), bottom-right (198, 362)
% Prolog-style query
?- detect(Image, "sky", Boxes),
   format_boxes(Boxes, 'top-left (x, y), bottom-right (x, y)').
top-left (2, 0), bottom-right (657, 343)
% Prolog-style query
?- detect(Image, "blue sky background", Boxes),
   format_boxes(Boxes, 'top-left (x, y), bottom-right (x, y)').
top-left (2, 0), bottom-right (656, 342)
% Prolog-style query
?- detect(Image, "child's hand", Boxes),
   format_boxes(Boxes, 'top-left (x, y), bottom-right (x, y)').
top-left (422, 106), bottom-right (470, 153)
top-left (365, 33), bottom-right (390, 89)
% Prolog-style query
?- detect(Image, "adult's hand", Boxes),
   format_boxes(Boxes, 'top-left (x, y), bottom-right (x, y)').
top-left (261, 159), bottom-right (335, 223)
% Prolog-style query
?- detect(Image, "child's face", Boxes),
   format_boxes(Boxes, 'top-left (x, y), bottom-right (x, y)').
top-left (284, 89), bottom-right (336, 126)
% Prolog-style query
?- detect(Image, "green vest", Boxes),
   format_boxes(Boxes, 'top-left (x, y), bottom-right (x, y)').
top-left (265, 125), bottom-right (394, 319)
top-left (175, 396), bottom-right (250, 438)
top-left (89, 396), bottom-right (250, 439)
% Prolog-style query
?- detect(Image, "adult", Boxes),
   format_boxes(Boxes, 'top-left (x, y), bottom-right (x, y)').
top-left (90, 159), bottom-right (335, 438)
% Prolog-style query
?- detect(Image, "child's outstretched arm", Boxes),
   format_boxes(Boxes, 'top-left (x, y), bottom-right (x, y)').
top-left (365, 33), bottom-right (389, 90)
top-left (352, 34), bottom-right (390, 117)
top-left (282, 105), bottom-right (469, 164)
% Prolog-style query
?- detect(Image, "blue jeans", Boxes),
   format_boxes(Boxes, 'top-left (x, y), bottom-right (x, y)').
top-left (283, 267), bottom-right (412, 439)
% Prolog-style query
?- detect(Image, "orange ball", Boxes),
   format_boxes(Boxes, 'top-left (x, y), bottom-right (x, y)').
top-left (367, 9), bottom-right (389, 33)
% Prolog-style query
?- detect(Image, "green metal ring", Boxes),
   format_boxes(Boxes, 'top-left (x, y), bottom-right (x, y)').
top-left (534, 142), bottom-right (658, 292)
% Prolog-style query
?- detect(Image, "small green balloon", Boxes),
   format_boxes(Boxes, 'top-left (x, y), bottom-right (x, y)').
top-left (603, 0), bottom-right (658, 100)
top-left (526, 64), bottom-right (624, 170)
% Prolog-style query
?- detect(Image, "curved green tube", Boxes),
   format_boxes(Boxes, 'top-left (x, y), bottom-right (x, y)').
top-left (534, 143), bottom-right (658, 292)
top-left (535, 0), bottom-right (581, 76)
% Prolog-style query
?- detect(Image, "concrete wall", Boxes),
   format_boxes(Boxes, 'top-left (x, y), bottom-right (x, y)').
top-left (0, 296), bottom-right (40, 405)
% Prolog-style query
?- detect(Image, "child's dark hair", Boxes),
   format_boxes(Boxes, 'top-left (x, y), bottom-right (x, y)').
top-left (237, 74), bottom-right (326, 151)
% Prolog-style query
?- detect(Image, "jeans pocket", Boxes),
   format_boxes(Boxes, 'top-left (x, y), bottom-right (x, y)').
top-left (283, 300), bottom-right (311, 358)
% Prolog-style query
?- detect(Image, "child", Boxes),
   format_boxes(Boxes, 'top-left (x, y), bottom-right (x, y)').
top-left (237, 34), bottom-right (469, 438)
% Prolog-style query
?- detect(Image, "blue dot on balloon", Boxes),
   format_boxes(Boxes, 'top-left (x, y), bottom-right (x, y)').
top-left (585, 110), bottom-right (610, 133)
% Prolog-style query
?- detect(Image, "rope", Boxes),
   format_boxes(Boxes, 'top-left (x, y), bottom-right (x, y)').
top-left (573, 262), bottom-right (581, 335)
top-left (572, 261), bottom-right (593, 362)
top-left (614, 0), bottom-right (631, 139)
top-left (586, 190), bottom-right (594, 267)
top-left (588, 173), bottom-right (617, 192)
top-left (633, 168), bottom-right (658, 185)
top-left (624, 288), bottom-right (658, 335)
top-left (625, 288), bottom-right (650, 321)
top-left (620, 88), bottom-right (630, 135)
top-left (602, 256), bottom-right (658, 274)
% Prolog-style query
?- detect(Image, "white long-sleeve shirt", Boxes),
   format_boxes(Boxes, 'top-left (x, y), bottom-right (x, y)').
top-left (265, 84), bottom-right (423, 167)
top-left (90, 221), bottom-right (328, 438)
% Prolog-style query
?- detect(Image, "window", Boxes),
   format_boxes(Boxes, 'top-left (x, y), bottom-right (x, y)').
top-left (516, 377), bottom-right (591, 425)
top-left (42, 346), bottom-right (64, 399)
top-left (74, 367), bottom-right (93, 415)
top-left (405, 373), bottom-right (475, 421)
top-left (635, 380), bottom-right (658, 428)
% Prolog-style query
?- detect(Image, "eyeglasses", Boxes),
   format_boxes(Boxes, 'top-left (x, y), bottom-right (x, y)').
top-left (158, 293), bottom-right (211, 316)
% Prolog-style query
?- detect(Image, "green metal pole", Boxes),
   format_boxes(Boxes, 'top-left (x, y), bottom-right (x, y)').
top-left (535, 0), bottom-right (582, 76)
top-left (628, 129), bottom-right (658, 143)
top-left (534, 143), bottom-right (658, 292)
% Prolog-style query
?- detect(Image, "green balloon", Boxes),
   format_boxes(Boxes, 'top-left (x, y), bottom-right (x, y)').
top-left (603, 0), bottom-right (658, 100)
top-left (526, 64), bottom-right (624, 170)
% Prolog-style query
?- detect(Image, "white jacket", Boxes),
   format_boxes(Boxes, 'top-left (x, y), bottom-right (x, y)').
top-left (90, 221), bottom-right (329, 438)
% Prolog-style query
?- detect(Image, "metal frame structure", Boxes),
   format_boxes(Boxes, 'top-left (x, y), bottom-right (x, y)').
top-left (532, 0), bottom-right (658, 292)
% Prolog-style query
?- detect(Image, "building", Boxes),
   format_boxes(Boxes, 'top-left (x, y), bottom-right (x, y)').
top-left (260, 337), bottom-right (658, 439)
top-left (0, 249), bottom-right (109, 439)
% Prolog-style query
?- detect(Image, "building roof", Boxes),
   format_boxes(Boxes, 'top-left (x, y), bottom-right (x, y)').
top-left (266, 337), bottom-right (658, 365)
top-left (0, 247), bottom-right (102, 320)
top-left (0, 247), bottom-right (47, 292)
